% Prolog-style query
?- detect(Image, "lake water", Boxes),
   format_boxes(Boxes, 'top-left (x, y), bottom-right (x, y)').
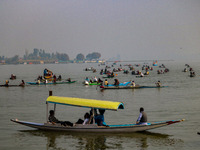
top-left (0, 61), bottom-right (200, 150)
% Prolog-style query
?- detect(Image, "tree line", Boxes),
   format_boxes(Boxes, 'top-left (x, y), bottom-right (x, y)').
top-left (0, 48), bottom-right (101, 64)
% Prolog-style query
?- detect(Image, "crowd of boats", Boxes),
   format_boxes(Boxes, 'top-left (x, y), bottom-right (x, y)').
top-left (1, 61), bottom-right (196, 88)
top-left (9, 61), bottom-right (189, 133)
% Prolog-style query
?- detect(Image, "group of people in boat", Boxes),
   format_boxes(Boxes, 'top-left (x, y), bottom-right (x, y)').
top-left (84, 77), bottom-right (103, 84)
top-left (48, 107), bottom-right (147, 127)
top-left (183, 64), bottom-right (196, 77)
top-left (103, 79), bottom-right (120, 86)
top-left (43, 68), bottom-right (53, 78)
top-left (48, 108), bottom-right (107, 127)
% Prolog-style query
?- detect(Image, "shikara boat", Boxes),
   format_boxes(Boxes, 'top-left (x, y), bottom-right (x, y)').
top-left (11, 91), bottom-right (184, 133)
top-left (100, 85), bottom-right (168, 89)
top-left (26, 81), bottom-right (76, 85)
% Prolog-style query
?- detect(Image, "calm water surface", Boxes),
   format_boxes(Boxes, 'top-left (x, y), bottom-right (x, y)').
top-left (0, 61), bottom-right (200, 150)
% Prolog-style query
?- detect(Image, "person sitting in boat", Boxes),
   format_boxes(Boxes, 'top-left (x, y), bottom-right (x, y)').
top-left (37, 79), bottom-right (41, 84)
top-left (131, 81), bottom-right (135, 87)
top-left (67, 78), bottom-right (71, 82)
top-left (98, 78), bottom-right (103, 84)
top-left (19, 80), bottom-right (25, 86)
top-left (53, 75), bottom-right (56, 83)
top-left (93, 76), bottom-right (98, 82)
top-left (75, 112), bottom-right (91, 125)
top-left (89, 79), bottom-right (93, 83)
top-left (44, 79), bottom-right (48, 84)
top-left (140, 72), bottom-right (144, 77)
top-left (114, 79), bottom-right (119, 86)
top-left (111, 72), bottom-right (114, 77)
top-left (136, 107), bottom-right (147, 125)
top-left (155, 81), bottom-right (161, 87)
top-left (100, 69), bottom-right (103, 75)
top-left (4, 80), bottom-right (9, 86)
top-left (44, 68), bottom-right (48, 76)
top-left (104, 79), bottom-right (108, 86)
top-left (95, 109), bottom-right (107, 126)
top-left (48, 110), bottom-right (73, 127)
top-left (57, 75), bottom-right (62, 81)
top-left (85, 77), bottom-right (89, 81)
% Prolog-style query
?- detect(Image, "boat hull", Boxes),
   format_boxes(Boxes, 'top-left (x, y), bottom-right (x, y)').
top-left (26, 81), bottom-right (76, 85)
top-left (11, 119), bottom-right (184, 133)
top-left (101, 86), bottom-right (168, 89)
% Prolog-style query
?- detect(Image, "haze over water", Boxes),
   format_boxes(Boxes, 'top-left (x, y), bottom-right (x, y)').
top-left (1, 0), bottom-right (200, 60)
top-left (0, 61), bottom-right (200, 149)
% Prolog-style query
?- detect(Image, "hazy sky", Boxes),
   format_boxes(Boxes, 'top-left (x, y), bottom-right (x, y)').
top-left (0, 0), bottom-right (200, 61)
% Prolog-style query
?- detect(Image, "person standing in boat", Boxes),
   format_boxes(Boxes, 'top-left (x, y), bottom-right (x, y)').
top-left (136, 107), bottom-right (147, 125)
top-left (48, 110), bottom-right (73, 127)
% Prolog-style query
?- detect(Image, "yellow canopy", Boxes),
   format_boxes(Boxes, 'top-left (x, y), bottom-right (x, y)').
top-left (46, 96), bottom-right (124, 111)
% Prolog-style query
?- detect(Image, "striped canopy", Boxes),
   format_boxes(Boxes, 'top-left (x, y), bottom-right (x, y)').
top-left (46, 96), bottom-right (124, 111)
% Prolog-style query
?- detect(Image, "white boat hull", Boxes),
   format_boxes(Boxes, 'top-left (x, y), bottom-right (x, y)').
top-left (11, 119), bottom-right (184, 133)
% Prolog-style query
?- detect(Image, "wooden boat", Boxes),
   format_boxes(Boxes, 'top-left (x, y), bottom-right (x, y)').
top-left (100, 85), bottom-right (168, 89)
top-left (11, 91), bottom-right (184, 133)
top-left (26, 81), bottom-right (76, 85)
top-left (0, 85), bottom-right (25, 87)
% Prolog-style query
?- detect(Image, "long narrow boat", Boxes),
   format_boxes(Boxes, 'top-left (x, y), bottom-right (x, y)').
top-left (11, 91), bottom-right (184, 133)
top-left (26, 81), bottom-right (76, 85)
top-left (100, 85), bottom-right (168, 89)
top-left (0, 85), bottom-right (25, 87)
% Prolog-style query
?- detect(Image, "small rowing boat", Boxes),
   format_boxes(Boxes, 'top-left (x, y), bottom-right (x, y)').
top-left (11, 91), bottom-right (184, 133)
top-left (26, 81), bottom-right (76, 85)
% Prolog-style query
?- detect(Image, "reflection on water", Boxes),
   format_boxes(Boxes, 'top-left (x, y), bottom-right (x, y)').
top-left (15, 130), bottom-right (183, 150)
